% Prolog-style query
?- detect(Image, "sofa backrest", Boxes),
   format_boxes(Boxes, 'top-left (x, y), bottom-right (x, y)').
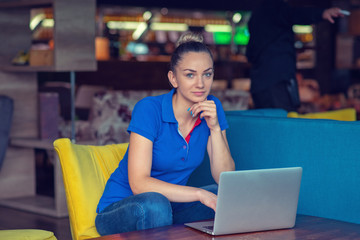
top-left (187, 109), bottom-right (289, 187)
top-left (84, 89), bottom-right (250, 145)
top-left (226, 108), bottom-right (288, 117)
top-left (189, 112), bottom-right (360, 224)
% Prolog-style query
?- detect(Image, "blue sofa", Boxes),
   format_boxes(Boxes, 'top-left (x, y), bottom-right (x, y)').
top-left (188, 109), bottom-right (360, 224)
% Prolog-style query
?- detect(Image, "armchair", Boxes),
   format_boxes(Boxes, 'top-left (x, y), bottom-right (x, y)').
top-left (288, 108), bottom-right (356, 121)
top-left (53, 138), bottom-right (128, 240)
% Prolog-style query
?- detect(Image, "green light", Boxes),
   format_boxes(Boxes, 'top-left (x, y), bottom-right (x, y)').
top-left (213, 26), bottom-right (250, 45)
top-left (234, 26), bottom-right (249, 45)
top-left (213, 32), bottom-right (231, 44)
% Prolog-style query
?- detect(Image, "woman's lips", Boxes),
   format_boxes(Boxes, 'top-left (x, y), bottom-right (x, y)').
top-left (193, 91), bottom-right (205, 97)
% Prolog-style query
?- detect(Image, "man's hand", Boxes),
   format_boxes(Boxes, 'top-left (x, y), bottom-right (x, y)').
top-left (323, 7), bottom-right (346, 23)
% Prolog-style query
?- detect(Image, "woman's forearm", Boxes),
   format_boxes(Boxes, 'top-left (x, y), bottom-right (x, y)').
top-left (208, 129), bottom-right (235, 183)
top-left (129, 176), bottom-right (217, 211)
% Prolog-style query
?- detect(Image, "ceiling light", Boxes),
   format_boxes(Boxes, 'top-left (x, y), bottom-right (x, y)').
top-left (132, 22), bottom-right (148, 40)
top-left (107, 21), bottom-right (140, 30)
top-left (41, 19), bottom-right (54, 28)
top-left (143, 11), bottom-right (152, 21)
top-left (293, 25), bottom-right (313, 34)
top-left (150, 23), bottom-right (188, 32)
top-left (232, 13), bottom-right (242, 24)
top-left (205, 24), bottom-right (232, 33)
top-left (30, 13), bottom-right (46, 30)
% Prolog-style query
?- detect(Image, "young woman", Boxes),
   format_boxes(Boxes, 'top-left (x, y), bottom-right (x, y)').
top-left (95, 31), bottom-right (235, 235)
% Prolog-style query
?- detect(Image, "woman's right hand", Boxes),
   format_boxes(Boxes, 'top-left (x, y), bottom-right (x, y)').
top-left (196, 189), bottom-right (217, 212)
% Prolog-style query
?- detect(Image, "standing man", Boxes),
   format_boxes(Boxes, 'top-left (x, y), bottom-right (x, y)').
top-left (246, 0), bottom-right (345, 111)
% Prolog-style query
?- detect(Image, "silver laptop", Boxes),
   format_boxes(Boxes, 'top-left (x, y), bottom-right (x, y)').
top-left (185, 167), bottom-right (302, 235)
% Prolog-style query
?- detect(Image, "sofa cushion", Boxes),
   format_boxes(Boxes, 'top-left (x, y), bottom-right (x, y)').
top-left (0, 229), bottom-right (57, 240)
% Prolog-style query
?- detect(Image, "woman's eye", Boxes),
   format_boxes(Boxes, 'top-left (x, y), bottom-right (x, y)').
top-left (186, 73), bottom-right (194, 78)
top-left (204, 72), bottom-right (213, 78)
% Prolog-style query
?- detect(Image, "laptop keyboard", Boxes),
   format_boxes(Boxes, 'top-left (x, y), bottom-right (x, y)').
top-left (204, 225), bottom-right (214, 231)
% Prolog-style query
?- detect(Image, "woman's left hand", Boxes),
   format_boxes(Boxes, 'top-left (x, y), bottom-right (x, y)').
top-left (189, 100), bottom-right (220, 131)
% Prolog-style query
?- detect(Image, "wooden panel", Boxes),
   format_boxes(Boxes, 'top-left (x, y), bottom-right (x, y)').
top-left (349, 9), bottom-right (360, 35)
top-left (0, 65), bottom-right (56, 72)
top-left (0, 147), bottom-right (35, 199)
top-left (0, 0), bottom-right (97, 219)
top-left (0, 0), bottom-right (52, 8)
top-left (0, 195), bottom-right (62, 217)
top-left (0, 72), bottom-right (38, 138)
top-left (53, 0), bottom-right (97, 71)
top-left (9, 138), bottom-right (69, 217)
top-left (0, 8), bottom-right (32, 66)
top-left (336, 34), bottom-right (354, 69)
top-left (0, 7), bottom-right (39, 140)
top-left (314, 21), bottom-right (336, 95)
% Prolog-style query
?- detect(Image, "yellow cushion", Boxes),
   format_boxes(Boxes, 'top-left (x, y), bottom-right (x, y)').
top-left (53, 138), bottom-right (128, 240)
top-left (288, 108), bottom-right (356, 121)
top-left (0, 229), bottom-right (57, 240)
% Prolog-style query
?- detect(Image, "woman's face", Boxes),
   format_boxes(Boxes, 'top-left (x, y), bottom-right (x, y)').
top-left (169, 51), bottom-right (214, 104)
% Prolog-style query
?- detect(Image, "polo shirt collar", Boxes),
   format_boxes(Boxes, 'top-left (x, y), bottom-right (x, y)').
top-left (162, 88), bottom-right (177, 123)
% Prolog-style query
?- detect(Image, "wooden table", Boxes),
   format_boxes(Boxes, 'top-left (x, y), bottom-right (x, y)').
top-left (89, 215), bottom-right (360, 240)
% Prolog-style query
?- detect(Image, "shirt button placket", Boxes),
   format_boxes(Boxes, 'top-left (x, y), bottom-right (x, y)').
top-left (182, 145), bottom-right (188, 161)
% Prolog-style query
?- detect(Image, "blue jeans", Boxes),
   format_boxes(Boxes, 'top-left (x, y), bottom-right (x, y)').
top-left (95, 184), bottom-right (218, 235)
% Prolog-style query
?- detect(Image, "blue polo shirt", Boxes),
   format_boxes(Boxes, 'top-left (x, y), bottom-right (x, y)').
top-left (97, 89), bottom-right (228, 213)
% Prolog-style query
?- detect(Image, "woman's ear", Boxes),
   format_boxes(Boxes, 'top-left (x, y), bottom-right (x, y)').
top-left (168, 71), bottom-right (178, 88)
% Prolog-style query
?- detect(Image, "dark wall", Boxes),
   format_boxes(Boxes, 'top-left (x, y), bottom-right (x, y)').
top-left (38, 60), bottom-right (250, 90)
top-left (97, 0), bottom-right (255, 11)
top-left (70, 61), bottom-right (249, 90)
top-left (97, 0), bottom-right (332, 11)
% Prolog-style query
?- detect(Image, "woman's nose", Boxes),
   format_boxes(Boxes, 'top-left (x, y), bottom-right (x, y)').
top-left (196, 76), bottom-right (205, 88)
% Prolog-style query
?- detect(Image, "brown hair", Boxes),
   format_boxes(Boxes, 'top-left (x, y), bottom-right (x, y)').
top-left (170, 32), bottom-right (214, 72)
